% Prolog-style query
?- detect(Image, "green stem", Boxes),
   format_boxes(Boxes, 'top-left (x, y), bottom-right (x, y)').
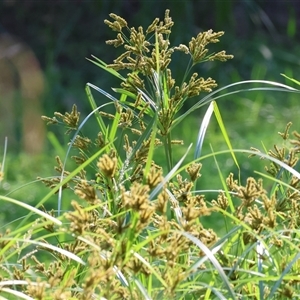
top-left (164, 133), bottom-right (173, 173)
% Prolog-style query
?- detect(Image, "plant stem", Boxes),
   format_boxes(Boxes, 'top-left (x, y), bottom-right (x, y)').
top-left (164, 133), bottom-right (173, 173)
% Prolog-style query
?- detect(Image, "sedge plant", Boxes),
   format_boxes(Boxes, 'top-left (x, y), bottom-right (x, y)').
top-left (1, 9), bottom-right (300, 300)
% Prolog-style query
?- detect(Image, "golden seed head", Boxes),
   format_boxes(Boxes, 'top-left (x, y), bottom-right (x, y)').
top-left (97, 154), bottom-right (118, 178)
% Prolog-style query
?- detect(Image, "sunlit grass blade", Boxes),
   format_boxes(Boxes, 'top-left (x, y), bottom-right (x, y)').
top-left (0, 195), bottom-right (61, 225)
top-left (109, 93), bottom-right (128, 142)
top-left (143, 117), bottom-right (158, 178)
top-left (280, 73), bottom-right (300, 86)
top-left (188, 240), bottom-right (225, 272)
top-left (149, 143), bottom-right (193, 199)
top-left (173, 80), bottom-right (299, 129)
top-left (1, 238), bottom-right (85, 265)
top-left (181, 231), bottom-right (236, 299)
top-left (212, 101), bottom-right (239, 170)
top-left (16, 142), bottom-right (112, 229)
top-left (0, 284), bottom-right (35, 300)
top-left (0, 136), bottom-right (7, 184)
top-left (132, 277), bottom-right (152, 300)
top-left (194, 101), bottom-right (214, 159)
top-left (86, 55), bottom-right (125, 81)
top-left (256, 241), bottom-right (269, 299)
top-left (268, 250), bottom-right (300, 298)
top-left (210, 145), bottom-right (235, 213)
top-left (85, 84), bottom-right (110, 133)
top-left (87, 82), bottom-right (120, 103)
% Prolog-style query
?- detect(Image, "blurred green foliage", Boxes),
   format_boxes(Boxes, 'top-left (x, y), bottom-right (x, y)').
top-left (1, 0), bottom-right (299, 115)
top-left (1, 0), bottom-right (300, 222)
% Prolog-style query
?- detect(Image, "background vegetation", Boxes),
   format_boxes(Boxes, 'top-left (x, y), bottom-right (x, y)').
top-left (1, 0), bottom-right (300, 216)
top-left (1, 1), bottom-right (300, 299)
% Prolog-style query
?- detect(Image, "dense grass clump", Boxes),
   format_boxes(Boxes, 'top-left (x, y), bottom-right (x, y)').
top-left (1, 10), bottom-right (300, 300)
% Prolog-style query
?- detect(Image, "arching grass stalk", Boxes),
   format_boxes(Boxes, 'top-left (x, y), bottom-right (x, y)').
top-left (0, 136), bottom-right (7, 187)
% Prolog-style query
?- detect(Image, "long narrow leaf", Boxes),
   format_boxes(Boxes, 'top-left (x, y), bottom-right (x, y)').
top-left (0, 195), bottom-right (61, 225)
top-left (280, 73), bottom-right (300, 86)
top-left (175, 148), bottom-right (300, 184)
top-left (149, 143), bottom-right (193, 199)
top-left (0, 238), bottom-right (85, 265)
top-left (268, 251), bottom-right (300, 298)
top-left (194, 101), bottom-right (214, 159)
top-left (16, 142), bottom-right (112, 230)
top-left (173, 80), bottom-right (299, 129)
top-left (0, 136), bottom-right (7, 175)
top-left (56, 103), bottom-right (113, 215)
top-left (132, 277), bottom-right (152, 300)
top-left (109, 93), bottom-right (128, 142)
top-left (87, 82), bottom-right (120, 103)
top-left (210, 144), bottom-right (235, 213)
top-left (87, 55), bottom-right (125, 81)
top-left (181, 231), bottom-right (236, 300)
top-left (213, 101), bottom-right (240, 170)
top-left (85, 84), bottom-right (109, 133)
top-left (0, 287), bottom-right (34, 300)
top-left (144, 117), bottom-right (158, 178)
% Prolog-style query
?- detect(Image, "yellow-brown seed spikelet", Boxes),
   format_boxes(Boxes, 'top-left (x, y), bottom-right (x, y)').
top-left (186, 162), bottom-right (202, 182)
top-left (97, 154), bottom-right (118, 178)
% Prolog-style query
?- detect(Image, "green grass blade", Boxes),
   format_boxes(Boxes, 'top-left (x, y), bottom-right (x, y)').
top-left (212, 101), bottom-right (240, 170)
top-left (181, 231), bottom-right (236, 299)
top-left (0, 136), bottom-right (7, 176)
top-left (173, 80), bottom-right (299, 129)
top-left (1, 238), bottom-right (85, 265)
top-left (0, 195), bottom-right (61, 225)
top-left (109, 93), bottom-right (128, 142)
top-left (132, 277), bottom-right (152, 300)
top-left (0, 285), bottom-right (34, 300)
top-left (85, 84), bottom-right (110, 133)
top-left (268, 251), bottom-right (300, 298)
top-left (194, 101), bottom-right (214, 159)
top-left (87, 55), bottom-right (125, 81)
top-left (87, 82), bottom-right (119, 104)
top-left (46, 131), bottom-right (65, 157)
top-left (280, 73), bottom-right (300, 86)
top-left (17, 142), bottom-right (112, 229)
top-left (210, 144), bottom-right (235, 213)
top-left (144, 117), bottom-right (158, 178)
top-left (149, 143), bottom-right (193, 199)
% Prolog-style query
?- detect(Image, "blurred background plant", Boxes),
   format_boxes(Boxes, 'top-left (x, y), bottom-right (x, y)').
top-left (1, 0), bottom-right (300, 222)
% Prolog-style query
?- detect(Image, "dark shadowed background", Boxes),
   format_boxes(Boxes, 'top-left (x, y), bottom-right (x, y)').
top-left (1, 0), bottom-right (300, 224)
top-left (0, 0), bottom-right (299, 153)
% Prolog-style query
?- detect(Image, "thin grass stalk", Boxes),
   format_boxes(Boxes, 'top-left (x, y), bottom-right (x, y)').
top-left (210, 145), bottom-right (235, 213)
top-left (173, 80), bottom-right (299, 129)
top-left (181, 231), bottom-right (236, 299)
